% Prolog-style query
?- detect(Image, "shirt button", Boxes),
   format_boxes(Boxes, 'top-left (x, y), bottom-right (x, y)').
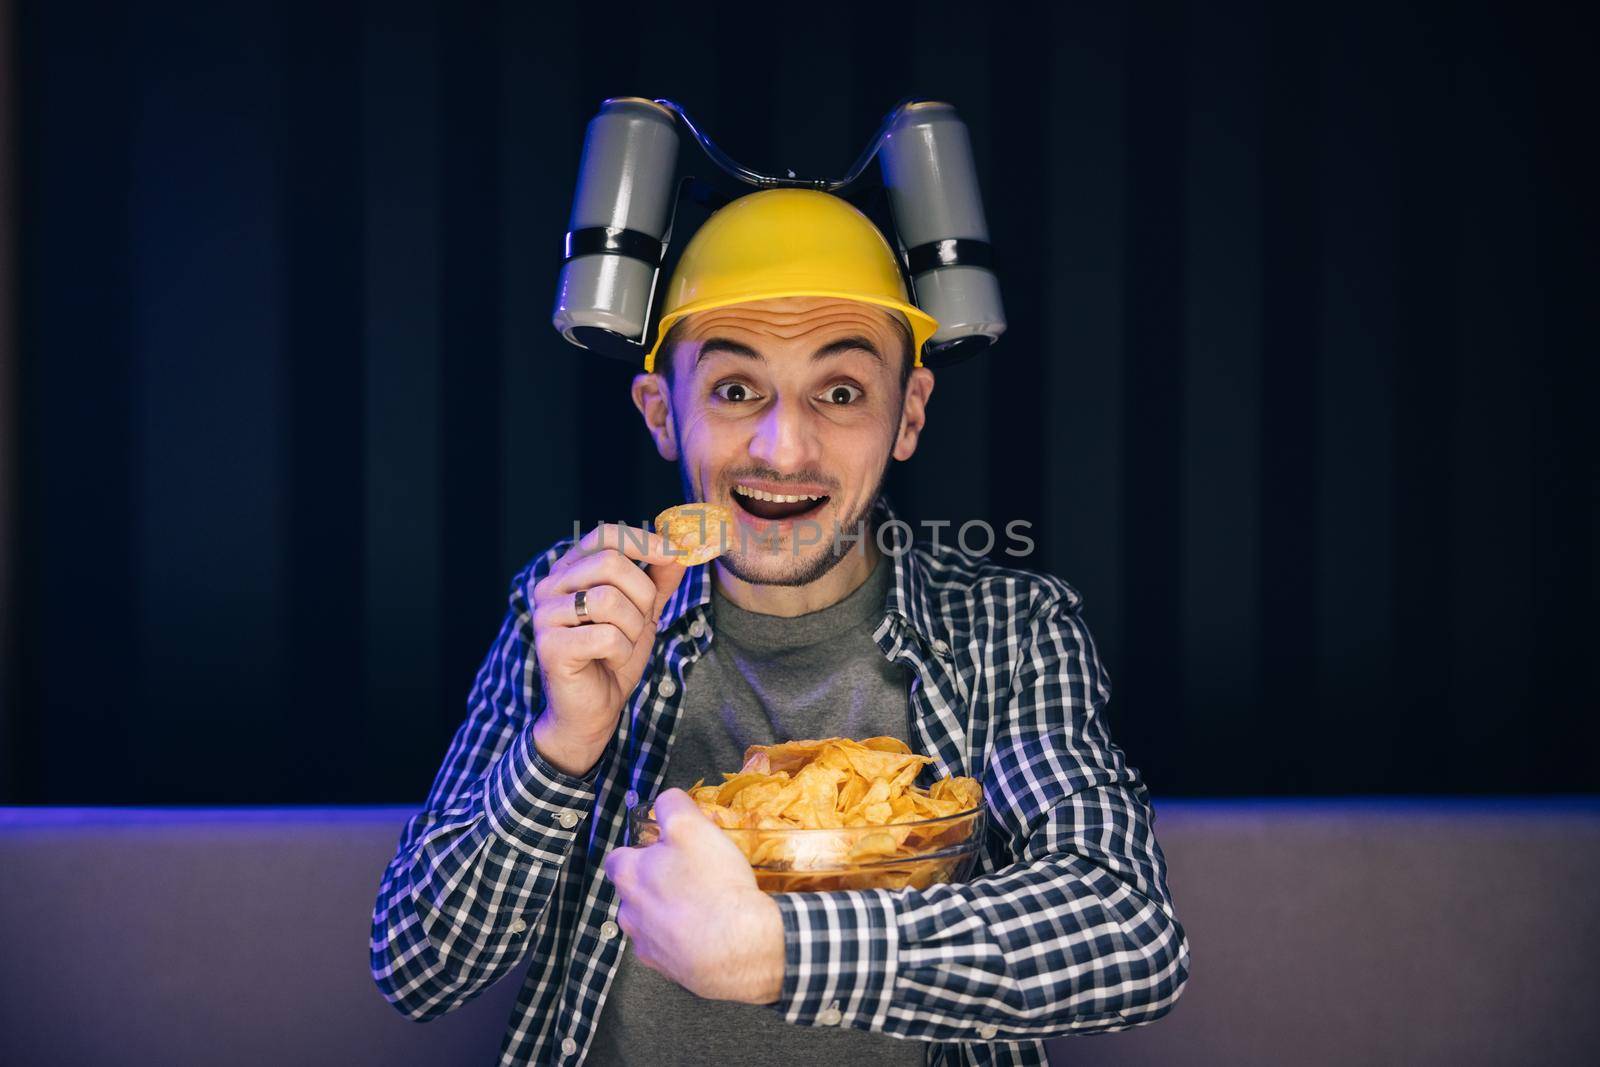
top-left (557, 810), bottom-right (580, 829)
top-left (818, 1006), bottom-right (843, 1026)
top-left (658, 677), bottom-right (678, 698)
top-left (600, 920), bottom-right (620, 940)
top-left (977, 1022), bottom-right (998, 1040)
top-left (689, 618), bottom-right (706, 638)
top-left (508, 918), bottom-right (527, 935)
top-left (560, 1037), bottom-right (578, 1057)
top-left (930, 638), bottom-right (952, 658)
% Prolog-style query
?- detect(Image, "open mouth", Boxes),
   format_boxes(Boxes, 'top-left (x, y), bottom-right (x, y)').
top-left (731, 484), bottom-right (830, 523)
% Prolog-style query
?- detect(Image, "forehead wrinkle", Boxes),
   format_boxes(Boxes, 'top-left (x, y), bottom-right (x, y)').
top-left (689, 331), bottom-right (890, 371)
top-left (679, 300), bottom-right (903, 375)
top-left (686, 301), bottom-right (893, 339)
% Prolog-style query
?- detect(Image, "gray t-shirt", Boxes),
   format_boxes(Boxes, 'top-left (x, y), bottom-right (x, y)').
top-left (588, 555), bottom-right (924, 1066)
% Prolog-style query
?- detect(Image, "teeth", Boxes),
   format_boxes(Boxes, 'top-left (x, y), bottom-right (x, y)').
top-left (733, 485), bottom-right (823, 504)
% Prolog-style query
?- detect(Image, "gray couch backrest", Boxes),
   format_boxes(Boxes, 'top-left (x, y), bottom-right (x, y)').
top-left (2, 800), bottom-right (1596, 1066)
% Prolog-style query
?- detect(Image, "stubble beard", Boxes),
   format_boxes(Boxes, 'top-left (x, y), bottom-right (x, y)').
top-left (678, 460), bottom-right (889, 588)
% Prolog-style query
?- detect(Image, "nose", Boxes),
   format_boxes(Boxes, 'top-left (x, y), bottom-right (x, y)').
top-left (747, 394), bottom-right (822, 473)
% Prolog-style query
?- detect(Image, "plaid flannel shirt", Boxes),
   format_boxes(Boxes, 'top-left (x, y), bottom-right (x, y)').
top-left (371, 504), bottom-right (1190, 1065)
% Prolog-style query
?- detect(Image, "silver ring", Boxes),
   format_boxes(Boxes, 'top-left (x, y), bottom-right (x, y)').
top-left (573, 589), bottom-right (591, 622)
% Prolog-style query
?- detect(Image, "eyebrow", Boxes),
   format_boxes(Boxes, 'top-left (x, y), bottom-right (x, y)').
top-left (695, 335), bottom-right (883, 368)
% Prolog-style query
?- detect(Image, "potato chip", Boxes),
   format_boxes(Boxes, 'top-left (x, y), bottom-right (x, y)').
top-left (742, 737), bottom-right (833, 775)
top-left (846, 830), bottom-right (904, 862)
top-left (857, 736), bottom-right (915, 755)
top-left (930, 775), bottom-right (982, 811)
top-left (837, 774), bottom-right (869, 812)
top-left (714, 772), bottom-right (767, 807)
top-left (663, 736), bottom-right (985, 889)
top-left (655, 503), bottom-right (735, 565)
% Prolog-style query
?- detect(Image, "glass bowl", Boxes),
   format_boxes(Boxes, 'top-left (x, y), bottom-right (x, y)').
top-left (626, 794), bottom-right (986, 893)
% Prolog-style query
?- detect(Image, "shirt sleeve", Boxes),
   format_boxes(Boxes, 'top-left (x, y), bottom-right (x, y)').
top-left (768, 592), bottom-right (1190, 1042)
top-left (370, 542), bottom-right (602, 1021)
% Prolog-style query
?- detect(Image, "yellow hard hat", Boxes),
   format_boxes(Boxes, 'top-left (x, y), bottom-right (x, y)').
top-left (643, 188), bottom-right (940, 372)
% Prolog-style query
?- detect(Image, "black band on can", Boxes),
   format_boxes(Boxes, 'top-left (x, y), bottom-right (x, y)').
top-left (564, 226), bottom-right (665, 266)
top-left (905, 238), bottom-right (993, 276)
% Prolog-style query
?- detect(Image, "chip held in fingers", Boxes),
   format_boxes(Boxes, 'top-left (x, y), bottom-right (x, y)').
top-left (655, 502), bottom-right (735, 565)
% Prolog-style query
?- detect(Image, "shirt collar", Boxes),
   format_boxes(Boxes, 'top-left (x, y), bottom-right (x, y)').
top-left (655, 496), bottom-right (943, 650)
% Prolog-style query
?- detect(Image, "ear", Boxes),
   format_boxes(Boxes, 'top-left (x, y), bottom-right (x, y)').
top-left (631, 372), bottom-right (679, 462)
top-left (892, 367), bottom-right (935, 461)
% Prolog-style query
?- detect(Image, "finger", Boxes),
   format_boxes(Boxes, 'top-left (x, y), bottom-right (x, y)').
top-left (593, 524), bottom-right (696, 626)
top-left (603, 845), bottom-right (640, 892)
top-left (647, 561), bottom-right (689, 623)
top-left (536, 623), bottom-right (633, 675)
top-left (541, 550), bottom-right (658, 623)
top-left (620, 610), bottom-right (664, 683)
top-left (572, 523), bottom-right (680, 567)
top-left (615, 902), bottom-right (639, 942)
top-left (654, 788), bottom-right (710, 844)
top-left (533, 583), bottom-right (647, 643)
top-left (616, 905), bottom-right (659, 970)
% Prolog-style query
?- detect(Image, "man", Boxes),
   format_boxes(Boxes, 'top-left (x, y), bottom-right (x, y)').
top-left (372, 189), bottom-right (1189, 1066)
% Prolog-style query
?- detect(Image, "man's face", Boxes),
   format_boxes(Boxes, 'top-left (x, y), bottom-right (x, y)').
top-left (635, 296), bottom-right (931, 586)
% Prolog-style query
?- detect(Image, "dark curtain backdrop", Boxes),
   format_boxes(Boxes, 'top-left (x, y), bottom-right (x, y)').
top-left (4, 0), bottom-right (1595, 803)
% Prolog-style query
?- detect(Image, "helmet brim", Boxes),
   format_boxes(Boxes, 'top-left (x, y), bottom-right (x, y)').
top-left (644, 290), bottom-right (941, 373)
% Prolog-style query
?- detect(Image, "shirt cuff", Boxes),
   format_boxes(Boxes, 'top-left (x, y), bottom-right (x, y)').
top-left (483, 722), bottom-right (598, 860)
top-left (770, 890), bottom-right (900, 1030)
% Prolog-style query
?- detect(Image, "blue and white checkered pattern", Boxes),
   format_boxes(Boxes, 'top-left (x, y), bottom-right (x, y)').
top-left (372, 503), bottom-right (1190, 1066)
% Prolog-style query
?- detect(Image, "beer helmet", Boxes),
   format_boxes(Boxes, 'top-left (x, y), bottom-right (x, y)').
top-left (551, 97), bottom-right (1006, 370)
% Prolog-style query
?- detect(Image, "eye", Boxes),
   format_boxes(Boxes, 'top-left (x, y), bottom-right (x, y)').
top-left (819, 383), bottom-right (863, 405)
top-left (713, 381), bottom-right (762, 403)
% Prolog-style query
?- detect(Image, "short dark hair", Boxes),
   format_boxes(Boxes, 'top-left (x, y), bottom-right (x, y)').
top-left (652, 310), bottom-right (917, 388)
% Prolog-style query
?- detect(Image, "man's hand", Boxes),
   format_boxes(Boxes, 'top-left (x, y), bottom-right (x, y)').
top-left (602, 789), bottom-right (786, 1004)
top-left (530, 524), bottom-right (687, 777)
